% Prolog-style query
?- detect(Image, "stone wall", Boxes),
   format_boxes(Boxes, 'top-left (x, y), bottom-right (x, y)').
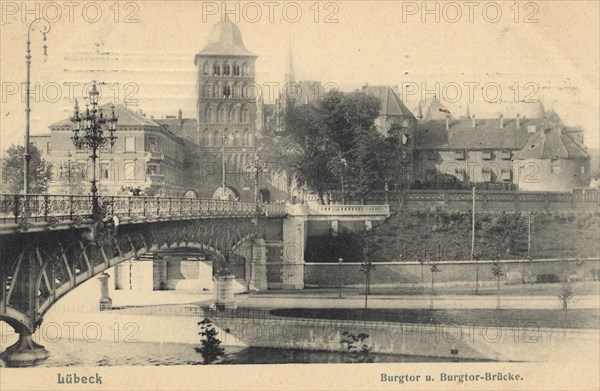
top-left (366, 188), bottom-right (598, 213)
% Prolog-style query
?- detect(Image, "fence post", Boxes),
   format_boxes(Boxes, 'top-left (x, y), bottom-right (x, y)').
top-left (44, 195), bottom-right (50, 222)
top-left (69, 195), bottom-right (74, 221)
top-left (13, 194), bottom-right (20, 223)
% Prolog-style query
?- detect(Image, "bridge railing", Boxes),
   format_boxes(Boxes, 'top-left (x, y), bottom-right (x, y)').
top-left (0, 194), bottom-right (288, 225)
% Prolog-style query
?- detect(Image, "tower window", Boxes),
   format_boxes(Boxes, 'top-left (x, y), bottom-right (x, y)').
top-left (223, 63), bottom-right (230, 76)
top-left (233, 62), bottom-right (240, 76)
top-left (242, 62), bottom-right (249, 76)
top-left (213, 62), bottom-right (221, 76)
top-left (203, 62), bottom-right (209, 76)
top-left (550, 159), bottom-right (561, 174)
top-left (223, 85), bottom-right (232, 98)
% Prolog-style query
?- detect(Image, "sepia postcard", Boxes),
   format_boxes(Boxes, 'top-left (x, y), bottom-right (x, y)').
top-left (0, 1), bottom-right (598, 390)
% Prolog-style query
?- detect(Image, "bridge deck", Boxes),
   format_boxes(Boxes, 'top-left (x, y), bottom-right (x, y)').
top-left (0, 194), bottom-right (287, 234)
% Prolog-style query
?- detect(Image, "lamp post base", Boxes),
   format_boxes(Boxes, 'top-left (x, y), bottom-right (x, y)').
top-left (0, 332), bottom-right (49, 367)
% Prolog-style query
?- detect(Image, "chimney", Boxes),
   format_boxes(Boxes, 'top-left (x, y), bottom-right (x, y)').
top-left (499, 114), bottom-right (504, 129)
top-left (471, 114), bottom-right (476, 128)
top-left (445, 114), bottom-right (450, 131)
top-left (516, 114), bottom-right (520, 129)
top-left (178, 109), bottom-right (183, 127)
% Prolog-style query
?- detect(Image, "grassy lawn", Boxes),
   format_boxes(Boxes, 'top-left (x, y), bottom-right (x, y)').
top-left (269, 308), bottom-right (600, 329)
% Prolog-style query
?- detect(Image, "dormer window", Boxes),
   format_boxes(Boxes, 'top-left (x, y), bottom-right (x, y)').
top-left (455, 150), bottom-right (466, 160)
top-left (482, 167), bottom-right (493, 182)
top-left (551, 159), bottom-right (561, 174)
top-left (454, 167), bottom-right (465, 180)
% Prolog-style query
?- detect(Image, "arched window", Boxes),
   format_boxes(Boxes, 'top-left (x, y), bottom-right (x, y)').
top-left (223, 84), bottom-right (231, 98)
top-left (214, 131), bottom-right (220, 147)
top-left (213, 61), bottom-right (221, 76)
top-left (242, 62), bottom-right (249, 76)
top-left (232, 82), bottom-right (239, 98)
top-left (243, 130), bottom-right (250, 146)
top-left (218, 106), bottom-right (226, 122)
top-left (233, 131), bottom-right (240, 146)
top-left (204, 82), bottom-right (215, 98)
top-left (206, 106), bottom-right (214, 122)
top-left (223, 62), bottom-right (230, 76)
top-left (203, 129), bottom-right (210, 146)
top-left (203, 62), bottom-right (209, 76)
top-left (233, 62), bottom-right (240, 76)
top-left (233, 154), bottom-right (239, 169)
top-left (241, 107), bottom-right (249, 123)
top-left (230, 106), bottom-right (237, 123)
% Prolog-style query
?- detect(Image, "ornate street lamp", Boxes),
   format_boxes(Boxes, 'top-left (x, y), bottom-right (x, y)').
top-left (23, 18), bottom-right (51, 194)
top-left (70, 81), bottom-right (118, 218)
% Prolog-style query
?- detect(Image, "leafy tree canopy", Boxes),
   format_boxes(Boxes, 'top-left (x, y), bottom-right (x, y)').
top-left (2, 144), bottom-right (52, 194)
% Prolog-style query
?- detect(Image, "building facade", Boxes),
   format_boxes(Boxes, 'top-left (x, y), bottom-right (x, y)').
top-left (192, 15), bottom-right (258, 200)
top-left (32, 103), bottom-right (186, 196)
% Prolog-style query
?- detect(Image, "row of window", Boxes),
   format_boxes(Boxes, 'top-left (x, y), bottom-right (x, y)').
top-left (424, 167), bottom-right (512, 182)
top-left (203, 61), bottom-right (251, 77)
top-left (202, 129), bottom-right (252, 147)
top-left (417, 149), bottom-right (513, 161)
top-left (204, 105), bottom-right (251, 123)
top-left (30, 141), bottom-right (51, 154)
top-left (202, 82), bottom-right (253, 99)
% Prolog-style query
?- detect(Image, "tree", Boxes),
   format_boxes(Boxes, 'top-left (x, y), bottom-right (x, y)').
top-left (2, 144), bottom-right (52, 193)
top-left (558, 283), bottom-right (574, 312)
top-left (260, 90), bottom-right (390, 204)
top-left (195, 318), bottom-right (225, 364)
top-left (360, 261), bottom-right (376, 309)
top-left (340, 331), bottom-right (374, 363)
top-left (491, 260), bottom-right (504, 309)
top-left (429, 263), bottom-right (441, 310)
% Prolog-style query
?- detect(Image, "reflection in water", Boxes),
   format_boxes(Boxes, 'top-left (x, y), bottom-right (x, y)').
top-left (14, 340), bottom-right (462, 367)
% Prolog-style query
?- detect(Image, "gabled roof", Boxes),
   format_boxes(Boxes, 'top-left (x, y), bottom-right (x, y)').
top-left (417, 97), bottom-right (454, 122)
top-left (363, 86), bottom-right (415, 118)
top-left (515, 127), bottom-right (589, 160)
top-left (195, 16), bottom-right (255, 58)
top-left (49, 103), bottom-right (162, 128)
top-left (416, 117), bottom-right (542, 150)
top-left (156, 118), bottom-right (198, 141)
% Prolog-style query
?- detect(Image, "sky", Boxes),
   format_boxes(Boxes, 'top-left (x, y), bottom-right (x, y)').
top-left (1, 1), bottom-right (599, 157)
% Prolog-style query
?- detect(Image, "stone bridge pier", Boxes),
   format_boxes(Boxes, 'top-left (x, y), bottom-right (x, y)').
top-left (255, 204), bottom-right (391, 290)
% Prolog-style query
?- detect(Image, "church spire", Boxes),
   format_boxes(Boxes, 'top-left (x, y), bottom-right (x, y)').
top-left (284, 33), bottom-right (295, 85)
top-left (415, 102), bottom-right (423, 121)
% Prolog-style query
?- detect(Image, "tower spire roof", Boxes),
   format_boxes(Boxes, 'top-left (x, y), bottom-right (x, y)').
top-left (285, 33), bottom-right (295, 85)
top-left (196, 16), bottom-right (256, 58)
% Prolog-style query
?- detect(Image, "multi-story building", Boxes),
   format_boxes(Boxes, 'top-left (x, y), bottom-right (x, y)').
top-left (32, 103), bottom-right (186, 196)
top-left (191, 15), bottom-right (258, 201)
top-left (410, 99), bottom-right (590, 191)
